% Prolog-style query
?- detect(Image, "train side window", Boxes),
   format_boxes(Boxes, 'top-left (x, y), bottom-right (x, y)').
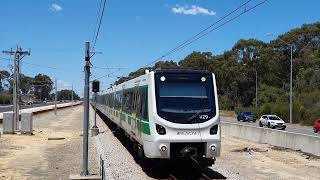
top-left (123, 90), bottom-right (133, 113)
top-left (141, 87), bottom-right (148, 119)
top-left (135, 88), bottom-right (142, 118)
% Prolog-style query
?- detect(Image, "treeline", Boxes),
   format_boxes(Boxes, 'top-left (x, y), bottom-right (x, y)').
top-left (116, 22), bottom-right (320, 125)
top-left (57, 89), bottom-right (80, 101)
top-left (0, 72), bottom-right (80, 104)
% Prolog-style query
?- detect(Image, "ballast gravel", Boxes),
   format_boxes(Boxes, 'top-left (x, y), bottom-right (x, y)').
top-left (90, 108), bottom-right (153, 180)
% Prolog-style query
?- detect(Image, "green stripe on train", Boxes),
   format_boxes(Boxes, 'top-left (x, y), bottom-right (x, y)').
top-left (105, 106), bottom-right (150, 135)
top-left (140, 121), bottom-right (150, 135)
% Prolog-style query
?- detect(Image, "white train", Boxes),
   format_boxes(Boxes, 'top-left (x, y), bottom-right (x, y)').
top-left (95, 68), bottom-right (221, 166)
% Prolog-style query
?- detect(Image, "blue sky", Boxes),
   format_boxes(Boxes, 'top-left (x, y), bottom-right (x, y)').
top-left (0, 0), bottom-right (319, 96)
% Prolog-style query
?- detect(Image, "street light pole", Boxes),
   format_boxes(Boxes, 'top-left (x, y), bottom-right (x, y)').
top-left (243, 64), bottom-right (258, 107)
top-left (266, 33), bottom-right (293, 124)
top-left (255, 69), bottom-right (258, 108)
top-left (290, 45), bottom-right (293, 124)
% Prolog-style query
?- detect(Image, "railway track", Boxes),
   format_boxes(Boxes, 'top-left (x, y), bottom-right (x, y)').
top-left (165, 158), bottom-right (223, 180)
top-left (96, 108), bottom-right (225, 180)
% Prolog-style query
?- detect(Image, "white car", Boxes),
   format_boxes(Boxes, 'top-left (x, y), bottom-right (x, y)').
top-left (259, 115), bottom-right (286, 130)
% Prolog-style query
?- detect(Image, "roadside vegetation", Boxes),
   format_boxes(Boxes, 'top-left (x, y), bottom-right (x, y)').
top-left (115, 22), bottom-right (320, 125)
top-left (0, 71), bottom-right (80, 105)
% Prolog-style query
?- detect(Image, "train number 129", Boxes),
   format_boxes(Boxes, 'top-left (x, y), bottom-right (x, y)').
top-left (199, 115), bottom-right (209, 120)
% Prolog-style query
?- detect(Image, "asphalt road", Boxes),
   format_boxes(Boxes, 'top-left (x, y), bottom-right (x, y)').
top-left (0, 102), bottom-right (61, 113)
top-left (221, 116), bottom-right (320, 137)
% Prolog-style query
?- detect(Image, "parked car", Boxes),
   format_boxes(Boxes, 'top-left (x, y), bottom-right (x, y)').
top-left (259, 115), bottom-right (286, 130)
top-left (314, 119), bottom-right (320, 133)
top-left (237, 112), bottom-right (256, 122)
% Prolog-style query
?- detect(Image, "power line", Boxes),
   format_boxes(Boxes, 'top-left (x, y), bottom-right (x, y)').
top-left (92, 68), bottom-right (121, 81)
top-left (1, 57), bottom-right (75, 72)
top-left (92, 66), bottom-right (127, 70)
top-left (155, 0), bottom-right (253, 62)
top-left (165, 0), bottom-right (269, 59)
top-left (145, 0), bottom-right (268, 67)
top-left (92, 0), bottom-right (104, 44)
top-left (23, 61), bottom-right (83, 74)
top-left (92, 0), bottom-right (107, 50)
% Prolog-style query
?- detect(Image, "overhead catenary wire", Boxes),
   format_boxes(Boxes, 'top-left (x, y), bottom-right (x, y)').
top-left (92, 0), bottom-right (107, 50)
top-left (92, 66), bottom-right (127, 70)
top-left (145, 0), bottom-right (269, 67)
top-left (23, 61), bottom-right (75, 71)
top-left (153, 0), bottom-right (253, 62)
top-left (1, 57), bottom-right (80, 73)
top-left (164, 0), bottom-right (270, 59)
top-left (92, 68), bottom-right (122, 81)
top-left (92, 0), bottom-right (104, 45)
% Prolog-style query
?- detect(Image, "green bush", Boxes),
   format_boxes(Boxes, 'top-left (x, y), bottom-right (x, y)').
top-left (219, 95), bottom-right (234, 110)
top-left (0, 94), bottom-right (12, 104)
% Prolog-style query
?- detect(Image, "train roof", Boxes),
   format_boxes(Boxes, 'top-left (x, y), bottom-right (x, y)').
top-left (154, 68), bottom-right (211, 74)
top-left (101, 68), bottom-right (213, 94)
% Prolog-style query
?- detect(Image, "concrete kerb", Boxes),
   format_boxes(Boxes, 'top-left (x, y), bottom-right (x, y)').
top-left (221, 122), bottom-right (320, 156)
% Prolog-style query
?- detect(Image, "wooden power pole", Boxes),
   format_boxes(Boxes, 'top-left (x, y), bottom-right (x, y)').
top-left (2, 46), bottom-right (30, 131)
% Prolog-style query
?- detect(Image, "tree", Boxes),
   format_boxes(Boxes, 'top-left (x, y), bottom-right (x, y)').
top-left (179, 51), bottom-right (212, 69)
top-left (57, 89), bottom-right (80, 101)
top-left (115, 60), bottom-right (178, 85)
top-left (33, 74), bottom-right (53, 101)
top-left (110, 22), bottom-right (320, 125)
top-left (19, 74), bottom-right (33, 95)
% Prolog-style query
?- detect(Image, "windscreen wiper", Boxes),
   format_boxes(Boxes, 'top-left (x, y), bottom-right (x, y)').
top-left (187, 111), bottom-right (202, 122)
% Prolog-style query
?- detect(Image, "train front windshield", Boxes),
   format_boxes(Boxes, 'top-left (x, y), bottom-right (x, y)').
top-left (155, 73), bottom-right (216, 124)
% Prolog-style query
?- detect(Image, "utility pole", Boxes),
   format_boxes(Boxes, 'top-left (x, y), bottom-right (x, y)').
top-left (2, 47), bottom-right (30, 131)
top-left (55, 79), bottom-right (57, 115)
top-left (255, 69), bottom-right (258, 108)
top-left (71, 84), bottom-right (74, 109)
top-left (81, 41), bottom-right (90, 176)
top-left (266, 33), bottom-right (294, 124)
top-left (289, 45), bottom-right (293, 124)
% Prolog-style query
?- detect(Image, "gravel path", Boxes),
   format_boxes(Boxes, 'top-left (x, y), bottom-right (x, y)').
top-left (0, 105), bottom-right (99, 180)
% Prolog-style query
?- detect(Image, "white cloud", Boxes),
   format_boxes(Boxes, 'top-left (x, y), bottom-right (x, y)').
top-left (50, 3), bottom-right (63, 12)
top-left (172, 5), bottom-right (216, 16)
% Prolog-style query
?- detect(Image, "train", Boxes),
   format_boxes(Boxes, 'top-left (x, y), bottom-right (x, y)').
top-left (94, 68), bottom-right (221, 166)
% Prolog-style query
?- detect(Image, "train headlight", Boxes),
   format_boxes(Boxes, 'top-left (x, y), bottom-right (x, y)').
top-left (156, 124), bottom-right (166, 135)
top-left (160, 145), bottom-right (167, 152)
top-left (210, 125), bottom-right (218, 135)
top-left (160, 76), bottom-right (166, 81)
top-left (210, 145), bottom-right (216, 152)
